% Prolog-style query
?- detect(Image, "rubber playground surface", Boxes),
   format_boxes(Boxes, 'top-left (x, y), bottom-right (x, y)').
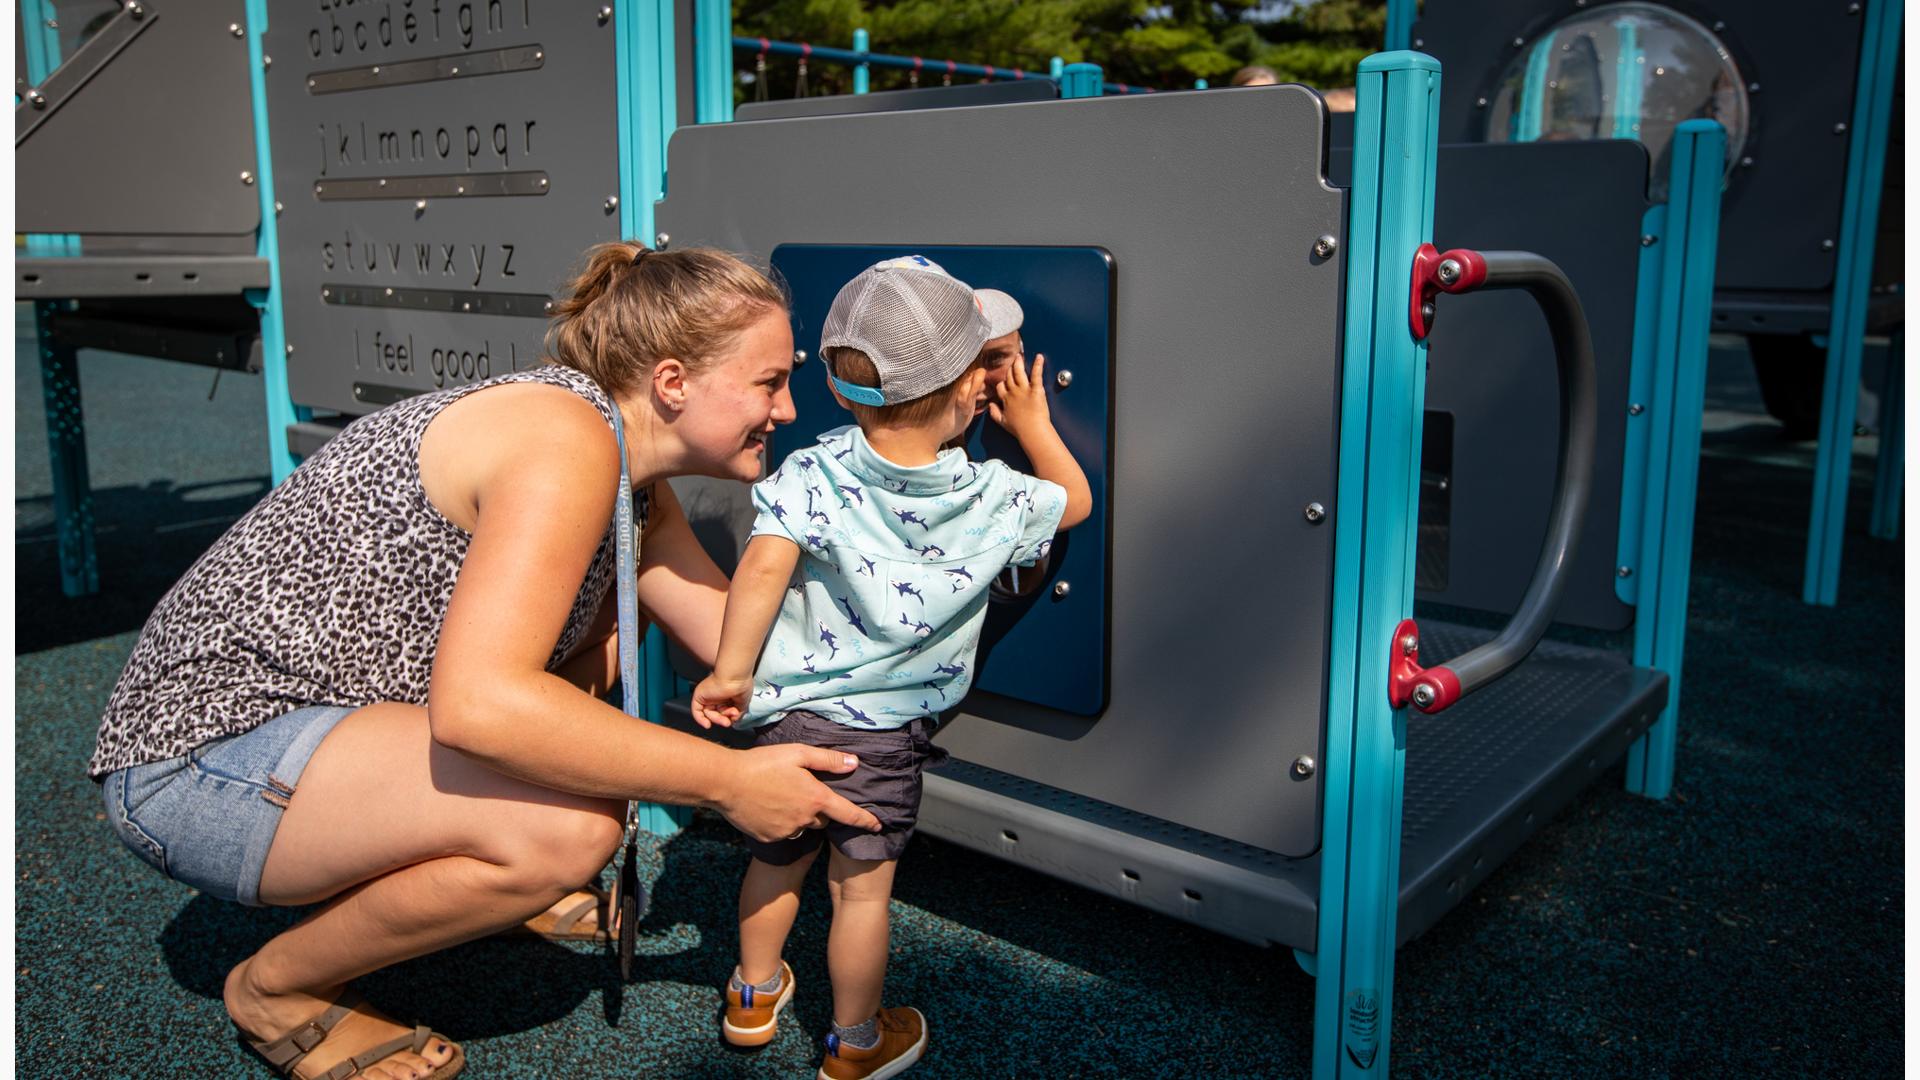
top-left (14, 314), bottom-right (1904, 1077)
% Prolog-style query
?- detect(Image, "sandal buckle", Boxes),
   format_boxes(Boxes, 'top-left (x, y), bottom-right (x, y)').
top-left (290, 1021), bottom-right (331, 1053)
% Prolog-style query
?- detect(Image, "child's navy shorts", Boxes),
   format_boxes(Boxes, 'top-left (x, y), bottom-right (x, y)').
top-left (745, 709), bottom-right (947, 864)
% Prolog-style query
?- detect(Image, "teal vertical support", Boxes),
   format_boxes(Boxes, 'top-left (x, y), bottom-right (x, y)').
top-left (1611, 19), bottom-right (1642, 139)
top-left (617, 0), bottom-right (688, 836)
top-left (693, 0), bottom-right (733, 122)
top-left (1613, 203), bottom-right (1666, 606)
top-left (1313, 50), bottom-right (1441, 1080)
top-left (1623, 120), bottom-right (1726, 800)
top-left (1515, 34), bottom-right (1553, 142)
top-left (38, 312), bottom-right (100, 597)
top-left (1384, 0), bottom-right (1415, 50)
top-left (852, 28), bottom-right (869, 94)
top-left (1049, 56), bottom-right (1064, 80)
top-left (23, 0), bottom-right (96, 597)
top-left (243, 0), bottom-right (302, 484)
top-left (1060, 62), bottom-right (1103, 99)
top-left (1870, 323), bottom-right (1904, 539)
top-left (1804, 0), bottom-right (1903, 605)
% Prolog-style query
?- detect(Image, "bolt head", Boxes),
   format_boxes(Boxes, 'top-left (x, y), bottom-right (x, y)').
top-left (1420, 300), bottom-right (1436, 324)
top-left (1834, 122), bottom-right (1849, 135)
top-left (1822, 239), bottom-right (1836, 251)
top-left (655, 232), bottom-right (670, 249)
top-left (1055, 370), bottom-right (1073, 388)
top-left (415, 199), bottom-right (428, 211)
top-left (1513, 36), bottom-right (1525, 47)
top-left (1303, 502), bottom-right (1326, 523)
top-left (605, 195), bottom-right (620, 212)
top-left (1712, 20), bottom-right (1725, 32)
top-left (127, 2), bottom-right (145, 17)
top-left (1476, 96), bottom-right (1489, 108)
top-left (1401, 633), bottom-right (1418, 656)
top-left (598, 4), bottom-right (613, 20)
top-left (240, 171), bottom-right (255, 185)
top-left (263, 55), bottom-right (271, 69)
top-left (1436, 259), bottom-right (1460, 285)
top-left (274, 201), bottom-right (284, 215)
top-left (1740, 155), bottom-right (1755, 168)
top-left (1617, 565), bottom-right (1633, 578)
top-left (1629, 403), bottom-right (1646, 416)
top-left (230, 22), bottom-right (244, 36)
top-left (1052, 581), bottom-right (1071, 599)
top-left (1313, 234), bottom-right (1337, 258)
top-left (794, 349), bottom-right (808, 366)
top-left (1641, 234), bottom-right (1658, 247)
top-left (1412, 684), bottom-right (1435, 708)
top-left (1749, 82), bottom-right (1761, 93)
top-left (28, 90), bottom-right (46, 109)
top-left (1291, 756), bottom-right (1316, 780)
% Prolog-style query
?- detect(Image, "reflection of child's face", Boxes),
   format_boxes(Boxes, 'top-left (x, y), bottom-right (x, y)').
top-left (976, 331), bottom-right (1024, 414)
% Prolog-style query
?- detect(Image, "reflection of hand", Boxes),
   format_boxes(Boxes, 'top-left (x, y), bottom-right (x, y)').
top-left (716, 745), bottom-right (883, 841)
top-left (988, 353), bottom-right (1054, 441)
top-left (691, 674), bottom-right (750, 728)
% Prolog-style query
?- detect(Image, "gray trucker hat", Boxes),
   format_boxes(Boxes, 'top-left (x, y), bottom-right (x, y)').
top-left (976, 288), bottom-right (1024, 339)
top-left (820, 256), bottom-right (992, 406)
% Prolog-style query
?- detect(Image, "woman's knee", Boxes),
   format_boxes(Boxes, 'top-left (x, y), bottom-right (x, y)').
top-left (495, 799), bottom-right (625, 891)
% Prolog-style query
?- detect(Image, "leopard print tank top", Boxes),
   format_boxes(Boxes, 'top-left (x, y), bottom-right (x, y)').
top-left (88, 363), bottom-right (643, 778)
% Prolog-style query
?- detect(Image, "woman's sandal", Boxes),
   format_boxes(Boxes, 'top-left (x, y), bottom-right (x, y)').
top-left (241, 989), bottom-right (464, 1080)
top-left (509, 883), bottom-right (617, 943)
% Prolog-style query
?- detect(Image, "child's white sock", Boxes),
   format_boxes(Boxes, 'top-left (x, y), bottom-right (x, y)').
top-left (728, 966), bottom-right (784, 995)
top-left (831, 1016), bottom-right (880, 1051)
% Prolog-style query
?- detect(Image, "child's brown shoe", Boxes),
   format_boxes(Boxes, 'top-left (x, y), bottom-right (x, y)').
top-left (817, 1006), bottom-right (927, 1080)
top-left (721, 962), bottom-right (795, 1047)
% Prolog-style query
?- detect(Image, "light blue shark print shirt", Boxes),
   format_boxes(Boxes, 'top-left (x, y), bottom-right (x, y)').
top-left (740, 425), bottom-right (1066, 731)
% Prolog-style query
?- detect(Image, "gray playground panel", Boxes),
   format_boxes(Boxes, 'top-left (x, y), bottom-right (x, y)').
top-left (265, 0), bottom-right (623, 413)
top-left (734, 78), bottom-right (1059, 122)
top-left (656, 84), bottom-right (1346, 858)
top-left (16, 0), bottom-right (261, 243)
top-left (1411, 0), bottom-right (1864, 296)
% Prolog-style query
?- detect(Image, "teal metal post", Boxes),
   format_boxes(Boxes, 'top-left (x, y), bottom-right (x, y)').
top-left (617, 0), bottom-right (691, 836)
top-left (1515, 34), bottom-right (1553, 141)
top-left (1312, 50), bottom-right (1441, 1080)
top-left (1611, 19), bottom-right (1642, 139)
top-left (1060, 62), bottom-right (1103, 99)
top-left (244, 0), bottom-right (303, 484)
top-left (1049, 56), bottom-right (1064, 80)
top-left (1623, 120), bottom-right (1726, 800)
top-left (1384, 0), bottom-right (1415, 50)
top-left (1871, 323), bottom-right (1904, 539)
top-left (1803, 0), bottom-right (1902, 605)
top-left (694, 0), bottom-right (734, 122)
top-left (852, 28), bottom-right (869, 94)
top-left (22, 0), bottom-right (97, 597)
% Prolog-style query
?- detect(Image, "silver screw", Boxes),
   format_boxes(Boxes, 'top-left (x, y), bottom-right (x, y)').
top-left (1401, 633), bottom-right (1418, 656)
top-left (240, 171), bottom-right (255, 185)
top-left (1052, 581), bottom-right (1071, 599)
top-left (1822, 238), bottom-right (1836, 251)
top-left (1641, 234), bottom-right (1658, 247)
top-left (1740, 155), bottom-right (1755, 168)
top-left (1411, 684), bottom-right (1436, 709)
top-left (127, 2), bottom-right (145, 18)
top-left (286, 344), bottom-right (294, 354)
top-left (794, 349), bottom-right (808, 366)
top-left (1476, 96), bottom-right (1489, 108)
top-left (1629, 403), bottom-right (1646, 415)
top-left (1313, 234), bottom-right (1337, 258)
top-left (1303, 502), bottom-right (1326, 523)
top-left (534, 50), bottom-right (545, 61)
top-left (27, 90), bottom-right (46, 109)
top-left (322, 288), bottom-right (332, 299)
top-left (1436, 259), bottom-right (1461, 286)
top-left (1713, 20), bottom-right (1726, 32)
top-left (1512, 36), bottom-right (1525, 47)
top-left (415, 199), bottom-right (428, 211)
top-left (1749, 82), bottom-right (1760, 93)
top-left (604, 195), bottom-right (620, 212)
top-left (274, 201), bottom-right (283, 215)
top-left (1055, 370), bottom-right (1073, 389)
top-left (1412, 37), bottom-right (1424, 48)
top-left (1848, 2), bottom-right (1861, 12)
top-left (539, 177), bottom-right (550, 188)
top-left (385, 287), bottom-right (394, 296)
top-left (1834, 122), bottom-right (1849, 135)
top-left (544, 300), bottom-right (554, 313)
top-left (371, 66), bottom-right (380, 75)
top-left (230, 22), bottom-right (244, 37)
top-left (263, 55), bottom-right (272, 69)
top-left (1291, 756), bottom-right (1316, 780)
top-left (462, 302), bottom-right (472, 312)
top-left (655, 232), bottom-right (670, 248)
top-left (1617, 565), bottom-right (1633, 578)
top-left (44, 18), bottom-right (55, 28)
top-left (598, 4), bottom-right (613, 21)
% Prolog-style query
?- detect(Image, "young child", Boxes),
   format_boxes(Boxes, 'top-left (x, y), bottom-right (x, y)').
top-left (691, 256), bottom-right (1092, 1079)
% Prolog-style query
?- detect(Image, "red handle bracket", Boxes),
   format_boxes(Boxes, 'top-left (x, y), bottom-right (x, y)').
top-left (1387, 618), bottom-right (1462, 714)
top-left (1409, 244), bottom-right (1488, 341)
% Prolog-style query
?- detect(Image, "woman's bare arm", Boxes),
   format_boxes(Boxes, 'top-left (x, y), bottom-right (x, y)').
top-left (634, 481), bottom-right (732, 669)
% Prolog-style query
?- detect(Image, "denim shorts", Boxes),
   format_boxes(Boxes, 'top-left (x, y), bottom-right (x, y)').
top-left (100, 705), bottom-right (353, 906)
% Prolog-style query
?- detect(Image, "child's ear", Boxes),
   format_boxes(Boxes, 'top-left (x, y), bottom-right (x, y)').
top-left (959, 367), bottom-right (989, 398)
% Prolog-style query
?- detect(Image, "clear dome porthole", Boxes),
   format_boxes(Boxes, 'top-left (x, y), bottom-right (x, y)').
top-left (1483, 2), bottom-right (1750, 201)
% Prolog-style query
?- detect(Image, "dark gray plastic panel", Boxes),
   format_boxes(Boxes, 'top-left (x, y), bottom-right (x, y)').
top-left (657, 85), bottom-right (1344, 857)
top-left (265, 0), bottom-right (622, 413)
top-left (1412, 0), bottom-right (1865, 294)
top-left (662, 618), bottom-right (1667, 951)
top-left (16, 0), bottom-right (261, 240)
top-left (734, 78), bottom-right (1058, 122)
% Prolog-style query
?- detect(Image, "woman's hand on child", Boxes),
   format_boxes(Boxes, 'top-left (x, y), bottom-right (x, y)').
top-left (988, 352), bottom-right (1054, 439)
top-left (716, 744), bottom-right (884, 840)
top-left (691, 674), bottom-right (751, 728)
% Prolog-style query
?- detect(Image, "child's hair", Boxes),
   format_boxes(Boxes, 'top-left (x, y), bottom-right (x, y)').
top-left (546, 241), bottom-right (789, 396)
top-left (825, 345), bottom-right (984, 427)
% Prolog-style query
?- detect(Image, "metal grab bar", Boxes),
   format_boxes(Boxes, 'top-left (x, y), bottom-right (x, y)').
top-left (1391, 247), bottom-right (1599, 713)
